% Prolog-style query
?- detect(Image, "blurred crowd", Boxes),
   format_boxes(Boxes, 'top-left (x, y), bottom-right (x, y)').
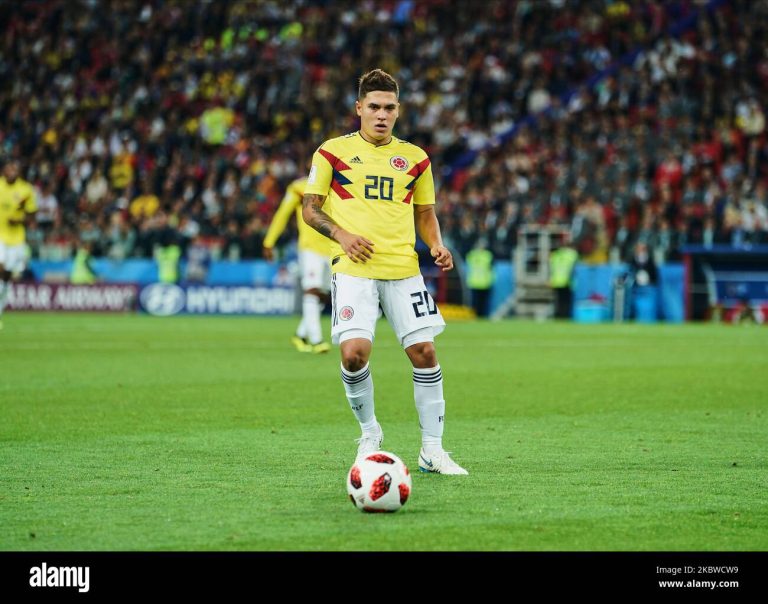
top-left (1, 0), bottom-right (767, 266)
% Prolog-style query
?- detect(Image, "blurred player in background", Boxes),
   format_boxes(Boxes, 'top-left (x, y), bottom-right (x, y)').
top-left (263, 174), bottom-right (331, 353)
top-left (302, 69), bottom-right (467, 474)
top-left (0, 159), bottom-right (37, 329)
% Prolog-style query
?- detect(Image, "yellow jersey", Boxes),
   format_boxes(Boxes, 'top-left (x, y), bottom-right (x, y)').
top-left (0, 177), bottom-right (37, 246)
top-left (304, 132), bottom-right (436, 280)
top-left (263, 177), bottom-right (330, 256)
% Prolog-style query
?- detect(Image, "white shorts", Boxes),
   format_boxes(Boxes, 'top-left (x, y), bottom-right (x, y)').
top-left (300, 249), bottom-right (331, 292)
top-left (331, 273), bottom-right (445, 348)
top-left (0, 242), bottom-right (27, 275)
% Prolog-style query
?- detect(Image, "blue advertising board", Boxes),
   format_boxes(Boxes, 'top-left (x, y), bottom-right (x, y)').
top-left (138, 284), bottom-right (295, 316)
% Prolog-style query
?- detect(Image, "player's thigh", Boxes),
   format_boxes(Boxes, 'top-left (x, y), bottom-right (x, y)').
top-left (330, 273), bottom-right (380, 344)
top-left (300, 250), bottom-right (330, 292)
top-left (379, 275), bottom-right (445, 347)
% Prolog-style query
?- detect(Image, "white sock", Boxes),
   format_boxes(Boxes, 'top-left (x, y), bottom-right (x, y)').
top-left (296, 317), bottom-right (307, 339)
top-left (341, 363), bottom-right (378, 433)
top-left (303, 293), bottom-right (323, 345)
top-left (0, 281), bottom-right (8, 316)
top-left (413, 365), bottom-right (445, 454)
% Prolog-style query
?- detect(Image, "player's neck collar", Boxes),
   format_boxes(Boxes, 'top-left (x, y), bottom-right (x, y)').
top-left (357, 131), bottom-right (394, 147)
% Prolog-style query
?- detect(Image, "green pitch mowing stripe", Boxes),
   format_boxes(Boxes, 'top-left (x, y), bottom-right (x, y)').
top-left (0, 314), bottom-right (766, 551)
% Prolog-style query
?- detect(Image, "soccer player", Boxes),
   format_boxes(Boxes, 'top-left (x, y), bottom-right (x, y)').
top-left (302, 69), bottom-right (467, 474)
top-left (0, 159), bottom-right (37, 328)
top-left (263, 175), bottom-right (331, 353)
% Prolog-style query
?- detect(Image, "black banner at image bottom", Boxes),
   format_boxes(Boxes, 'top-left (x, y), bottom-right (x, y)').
top-left (0, 552), bottom-right (764, 598)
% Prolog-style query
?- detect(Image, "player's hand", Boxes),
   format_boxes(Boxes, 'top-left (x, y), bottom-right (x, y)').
top-left (262, 246), bottom-right (274, 261)
top-left (431, 245), bottom-right (453, 271)
top-left (336, 230), bottom-right (375, 263)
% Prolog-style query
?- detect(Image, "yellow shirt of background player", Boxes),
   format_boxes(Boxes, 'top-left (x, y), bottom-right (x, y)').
top-left (263, 177), bottom-right (331, 257)
top-left (0, 177), bottom-right (37, 246)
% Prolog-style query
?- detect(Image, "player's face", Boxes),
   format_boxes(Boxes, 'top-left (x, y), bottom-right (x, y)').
top-left (356, 91), bottom-right (399, 145)
top-left (3, 162), bottom-right (19, 182)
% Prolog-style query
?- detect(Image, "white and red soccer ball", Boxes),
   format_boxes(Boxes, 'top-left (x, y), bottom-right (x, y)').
top-left (347, 451), bottom-right (412, 513)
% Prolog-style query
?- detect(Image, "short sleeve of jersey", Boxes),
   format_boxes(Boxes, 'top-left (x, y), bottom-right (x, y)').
top-left (411, 156), bottom-right (435, 206)
top-left (285, 179), bottom-right (304, 204)
top-left (304, 145), bottom-right (334, 196)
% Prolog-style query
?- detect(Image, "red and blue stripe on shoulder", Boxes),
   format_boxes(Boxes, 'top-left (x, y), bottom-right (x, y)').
top-left (318, 148), bottom-right (354, 200)
top-left (401, 157), bottom-right (431, 204)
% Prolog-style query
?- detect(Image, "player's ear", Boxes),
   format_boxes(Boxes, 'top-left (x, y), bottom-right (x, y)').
top-left (355, 100), bottom-right (362, 117)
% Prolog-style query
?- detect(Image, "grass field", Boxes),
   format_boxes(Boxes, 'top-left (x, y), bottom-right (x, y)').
top-left (0, 313), bottom-right (766, 551)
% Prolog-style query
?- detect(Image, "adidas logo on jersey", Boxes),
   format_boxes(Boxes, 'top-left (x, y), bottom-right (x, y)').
top-left (349, 156), bottom-right (363, 164)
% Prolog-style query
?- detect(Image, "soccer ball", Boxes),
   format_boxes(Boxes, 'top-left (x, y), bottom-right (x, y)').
top-left (347, 451), bottom-right (412, 513)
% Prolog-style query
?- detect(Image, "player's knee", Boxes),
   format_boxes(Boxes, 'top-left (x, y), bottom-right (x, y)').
top-left (341, 347), bottom-right (369, 372)
top-left (408, 342), bottom-right (437, 368)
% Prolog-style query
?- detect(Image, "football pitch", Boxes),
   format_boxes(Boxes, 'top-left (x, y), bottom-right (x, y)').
top-left (1, 313), bottom-right (766, 551)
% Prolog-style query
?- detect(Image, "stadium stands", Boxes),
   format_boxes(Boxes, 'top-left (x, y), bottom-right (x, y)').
top-left (1, 0), bottom-right (766, 265)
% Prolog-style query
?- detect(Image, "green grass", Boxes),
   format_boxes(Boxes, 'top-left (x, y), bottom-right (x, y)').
top-left (1, 314), bottom-right (766, 551)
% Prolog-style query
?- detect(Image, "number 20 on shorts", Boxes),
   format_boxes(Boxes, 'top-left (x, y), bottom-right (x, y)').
top-left (411, 291), bottom-right (437, 318)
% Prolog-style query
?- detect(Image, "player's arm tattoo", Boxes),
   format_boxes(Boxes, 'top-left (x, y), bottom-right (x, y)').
top-left (302, 193), bottom-right (339, 240)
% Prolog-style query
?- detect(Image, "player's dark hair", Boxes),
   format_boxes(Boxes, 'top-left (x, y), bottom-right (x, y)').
top-left (358, 69), bottom-right (399, 100)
